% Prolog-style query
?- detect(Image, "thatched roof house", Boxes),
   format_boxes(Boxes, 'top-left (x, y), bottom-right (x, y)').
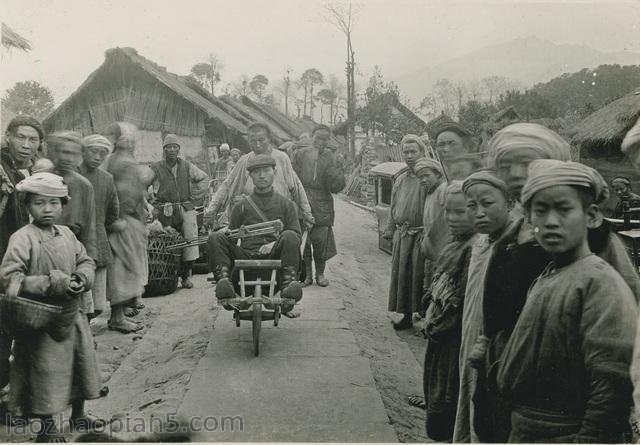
top-left (571, 88), bottom-right (640, 158)
top-left (44, 47), bottom-right (250, 163)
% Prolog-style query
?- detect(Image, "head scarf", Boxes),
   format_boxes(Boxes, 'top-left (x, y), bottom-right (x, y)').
top-left (230, 148), bottom-right (241, 155)
top-left (521, 159), bottom-right (610, 206)
top-left (612, 176), bottom-right (632, 187)
top-left (446, 180), bottom-right (464, 197)
top-left (47, 130), bottom-right (83, 148)
top-left (82, 134), bottom-right (113, 153)
top-left (16, 172), bottom-right (69, 199)
top-left (103, 122), bottom-right (138, 151)
top-left (462, 169), bottom-right (508, 196)
top-left (219, 143), bottom-right (230, 152)
top-left (414, 157), bottom-right (443, 176)
top-left (401, 134), bottom-right (426, 153)
top-left (487, 123), bottom-right (571, 167)
top-left (163, 133), bottom-right (180, 148)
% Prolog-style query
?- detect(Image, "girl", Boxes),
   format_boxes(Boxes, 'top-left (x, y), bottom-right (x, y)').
top-left (0, 172), bottom-right (104, 442)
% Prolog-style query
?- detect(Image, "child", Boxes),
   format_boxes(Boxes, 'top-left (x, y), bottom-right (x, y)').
top-left (422, 181), bottom-right (477, 441)
top-left (0, 172), bottom-right (105, 442)
top-left (453, 170), bottom-right (512, 442)
top-left (497, 160), bottom-right (637, 443)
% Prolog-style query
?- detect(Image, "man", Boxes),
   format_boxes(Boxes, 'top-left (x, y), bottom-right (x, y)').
top-left (214, 143), bottom-right (233, 183)
top-left (434, 121), bottom-right (480, 180)
top-left (0, 115), bottom-right (43, 396)
top-left (611, 176), bottom-right (640, 218)
top-left (207, 154), bottom-right (303, 314)
top-left (79, 134), bottom-right (120, 317)
top-left (149, 134), bottom-right (209, 289)
top-left (230, 148), bottom-right (241, 164)
top-left (205, 123), bottom-right (314, 230)
top-left (48, 131), bottom-right (98, 316)
top-left (292, 125), bottom-right (345, 287)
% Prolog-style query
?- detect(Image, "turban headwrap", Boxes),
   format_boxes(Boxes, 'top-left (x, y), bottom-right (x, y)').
top-left (219, 143), bottom-right (230, 152)
top-left (462, 169), bottom-right (508, 196)
top-left (163, 133), bottom-right (180, 148)
top-left (82, 134), bottom-right (113, 153)
top-left (103, 122), bottom-right (138, 151)
top-left (445, 180), bottom-right (464, 197)
top-left (612, 176), bottom-right (632, 187)
top-left (414, 157), bottom-right (443, 176)
top-left (487, 123), bottom-right (571, 167)
top-left (16, 172), bottom-right (69, 199)
top-left (47, 130), bottom-right (83, 148)
top-left (521, 160), bottom-right (610, 206)
top-left (230, 148), bottom-right (241, 155)
top-left (401, 134), bottom-right (427, 153)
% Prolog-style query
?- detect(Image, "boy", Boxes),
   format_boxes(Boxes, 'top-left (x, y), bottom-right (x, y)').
top-left (498, 160), bottom-right (637, 443)
top-left (0, 172), bottom-right (106, 441)
top-left (453, 170), bottom-right (512, 442)
top-left (422, 181), bottom-right (477, 441)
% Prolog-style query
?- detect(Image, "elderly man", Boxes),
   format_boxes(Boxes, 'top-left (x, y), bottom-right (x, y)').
top-left (79, 135), bottom-right (120, 317)
top-left (214, 143), bottom-right (233, 182)
top-left (382, 134), bottom-right (428, 331)
top-left (205, 123), bottom-right (314, 230)
top-left (292, 125), bottom-right (345, 287)
top-left (230, 148), bottom-right (241, 164)
top-left (48, 131), bottom-right (98, 317)
top-left (207, 154), bottom-right (303, 314)
top-left (149, 134), bottom-right (209, 289)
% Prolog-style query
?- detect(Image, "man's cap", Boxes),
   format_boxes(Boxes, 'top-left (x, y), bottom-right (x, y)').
top-left (246, 154), bottom-right (276, 172)
top-left (163, 133), bottom-right (180, 148)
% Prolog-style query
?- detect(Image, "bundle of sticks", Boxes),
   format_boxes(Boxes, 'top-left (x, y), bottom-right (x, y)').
top-left (166, 219), bottom-right (284, 250)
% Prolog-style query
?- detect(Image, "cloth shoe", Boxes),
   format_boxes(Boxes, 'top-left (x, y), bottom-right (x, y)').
top-left (181, 277), bottom-right (194, 289)
top-left (214, 266), bottom-right (234, 300)
top-left (315, 261), bottom-right (329, 287)
top-left (280, 266), bottom-right (303, 304)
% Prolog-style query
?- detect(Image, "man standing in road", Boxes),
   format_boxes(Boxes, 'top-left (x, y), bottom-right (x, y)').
top-left (292, 125), bottom-right (345, 287)
top-left (149, 134), bottom-right (209, 289)
top-left (205, 123), bottom-right (314, 231)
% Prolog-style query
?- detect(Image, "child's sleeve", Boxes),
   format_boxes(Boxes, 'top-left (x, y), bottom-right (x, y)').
top-left (0, 231), bottom-right (52, 298)
top-left (577, 274), bottom-right (637, 441)
top-left (73, 234), bottom-right (96, 291)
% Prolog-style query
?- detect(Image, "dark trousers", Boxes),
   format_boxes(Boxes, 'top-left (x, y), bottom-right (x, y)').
top-left (207, 230), bottom-right (301, 273)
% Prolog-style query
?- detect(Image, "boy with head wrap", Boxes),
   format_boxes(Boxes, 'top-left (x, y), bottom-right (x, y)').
top-left (453, 170), bottom-right (512, 443)
top-left (611, 176), bottom-right (640, 218)
top-left (384, 134), bottom-right (428, 330)
top-left (0, 172), bottom-right (105, 441)
top-left (422, 181), bottom-right (478, 441)
top-left (474, 123), bottom-right (640, 442)
top-left (497, 160), bottom-right (637, 443)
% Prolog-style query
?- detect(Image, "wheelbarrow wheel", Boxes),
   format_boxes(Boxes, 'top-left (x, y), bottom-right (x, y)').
top-left (252, 302), bottom-right (261, 356)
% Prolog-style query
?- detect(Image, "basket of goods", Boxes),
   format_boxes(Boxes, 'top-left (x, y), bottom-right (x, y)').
top-left (144, 224), bottom-right (184, 297)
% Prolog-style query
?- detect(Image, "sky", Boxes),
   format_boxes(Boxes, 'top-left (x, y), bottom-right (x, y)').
top-left (2, 0), bottom-right (640, 105)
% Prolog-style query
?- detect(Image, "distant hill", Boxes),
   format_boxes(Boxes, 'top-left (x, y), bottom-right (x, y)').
top-left (393, 36), bottom-right (640, 103)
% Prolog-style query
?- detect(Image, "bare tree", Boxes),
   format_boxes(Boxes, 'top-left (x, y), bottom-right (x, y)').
top-left (233, 74), bottom-right (251, 97)
top-left (190, 53), bottom-right (224, 96)
top-left (283, 67), bottom-right (293, 116)
top-left (323, 1), bottom-right (361, 158)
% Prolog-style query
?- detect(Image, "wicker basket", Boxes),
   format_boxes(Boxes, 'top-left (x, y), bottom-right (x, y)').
top-left (0, 293), bottom-right (79, 340)
top-left (144, 231), bottom-right (183, 297)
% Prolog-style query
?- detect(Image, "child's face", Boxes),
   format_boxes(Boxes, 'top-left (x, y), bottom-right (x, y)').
top-left (445, 193), bottom-right (474, 237)
top-left (465, 183), bottom-right (510, 235)
top-left (529, 185), bottom-right (597, 256)
top-left (417, 168), bottom-right (441, 191)
top-left (28, 194), bottom-right (63, 226)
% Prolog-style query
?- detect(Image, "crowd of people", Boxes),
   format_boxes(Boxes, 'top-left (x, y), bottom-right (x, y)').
top-left (0, 115), bottom-right (346, 441)
top-left (387, 120), bottom-right (640, 442)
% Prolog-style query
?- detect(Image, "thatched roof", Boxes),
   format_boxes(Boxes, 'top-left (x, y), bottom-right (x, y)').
top-left (491, 106), bottom-right (520, 123)
top-left (45, 47), bottom-right (247, 137)
top-left (570, 88), bottom-right (640, 147)
top-left (2, 23), bottom-right (31, 52)
top-left (425, 113), bottom-right (453, 140)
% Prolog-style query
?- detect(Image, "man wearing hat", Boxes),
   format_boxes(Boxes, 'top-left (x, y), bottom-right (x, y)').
top-left (149, 133), bottom-right (209, 289)
top-left (214, 143), bottom-right (233, 183)
top-left (80, 134), bottom-right (120, 317)
top-left (207, 154), bottom-right (303, 313)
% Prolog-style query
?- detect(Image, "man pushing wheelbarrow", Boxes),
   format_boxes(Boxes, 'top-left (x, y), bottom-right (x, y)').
top-left (205, 154), bottom-right (304, 318)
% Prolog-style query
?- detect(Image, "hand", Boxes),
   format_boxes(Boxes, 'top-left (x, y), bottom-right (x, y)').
top-left (303, 219), bottom-right (314, 231)
top-left (258, 241), bottom-right (276, 255)
top-left (49, 270), bottom-right (71, 298)
top-left (67, 274), bottom-right (85, 296)
top-left (467, 335), bottom-right (489, 369)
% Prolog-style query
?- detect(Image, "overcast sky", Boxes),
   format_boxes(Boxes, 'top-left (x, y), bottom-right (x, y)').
top-left (2, 0), bottom-right (639, 104)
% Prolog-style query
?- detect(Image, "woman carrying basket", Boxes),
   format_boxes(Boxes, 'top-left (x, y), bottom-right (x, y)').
top-left (0, 172), bottom-right (106, 442)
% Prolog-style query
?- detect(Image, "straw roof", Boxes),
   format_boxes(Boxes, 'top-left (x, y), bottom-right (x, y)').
top-left (45, 47), bottom-right (247, 137)
top-left (570, 88), bottom-right (640, 147)
top-left (1, 23), bottom-right (31, 52)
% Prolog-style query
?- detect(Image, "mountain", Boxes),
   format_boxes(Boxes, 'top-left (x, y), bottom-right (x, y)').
top-left (393, 36), bottom-right (640, 103)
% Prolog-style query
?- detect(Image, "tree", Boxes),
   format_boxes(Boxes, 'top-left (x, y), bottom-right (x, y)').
top-left (433, 79), bottom-right (456, 117)
top-left (327, 74), bottom-right (346, 124)
top-left (458, 100), bottom-right (498, 135)
top-left (317, 88), bottom-right (337, 123)
top-left (481, 76), bottom-right (510, 104)
top-left (299, 68), bottom-right (324, 118)
top-left (283, 67), bottom-right (293, 116)
top-left (233, 75), bottom-right (250, 97)
top-left (2, 80), bottom-right (54, 120)
top-left (190, 53), bottom-right (224, 96)
top-left (249, 74), bottom-right (269, 102)
top-left (324, 1), bottom-right (361, 158)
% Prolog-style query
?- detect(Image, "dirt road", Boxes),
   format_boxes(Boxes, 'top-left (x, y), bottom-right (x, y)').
top-left (0, 196), bottom-right (428, 442)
